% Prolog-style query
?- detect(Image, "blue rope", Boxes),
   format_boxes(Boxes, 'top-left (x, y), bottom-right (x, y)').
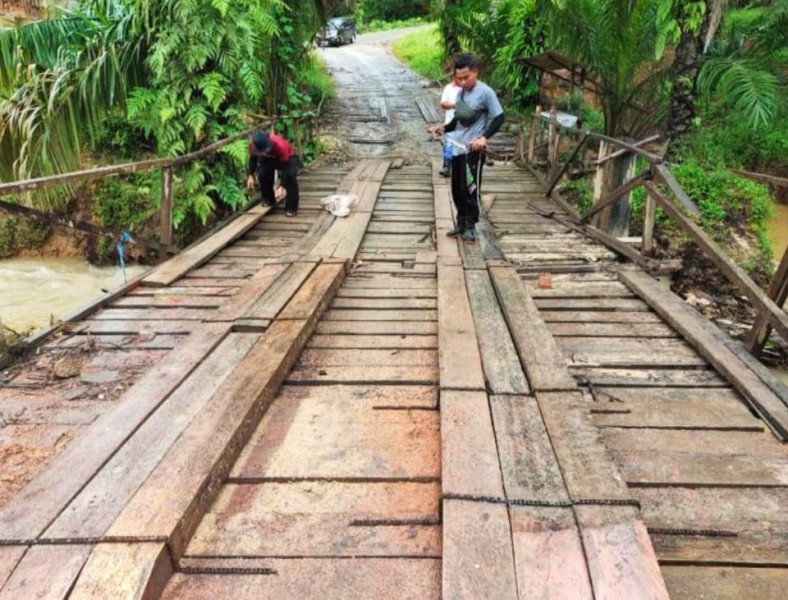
top-left (117, 231), bottom-right (133, 283)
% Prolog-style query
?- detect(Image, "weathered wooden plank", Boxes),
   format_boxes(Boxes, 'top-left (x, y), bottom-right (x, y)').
top-left (0, 547), bottom-right (25, 589)
top-left (576, 505), bottom-right (669, 600)
top-left (489, 265), bottom-right (577, 391)
top-left (279, 262), bottom-right (346, 320)
top-left (342, 276), bottom-right (436, 289)
top-left (243, 262), bottom-right (317, 321)
top-left (206, 263), bottom-right (289, 322)
top-left (231, 391), bottom-right (439, 480)
top-left (90, 307), bottom-right (215, 321)
top-left (465, 270), bottom-right (530, 394)
top-left (616, 451), bottom-right (788, 487)
top-left (315, 320), bottom-right (438, 335)
top-left (540, 310), bottom-right (663, 323)
top-left (324, 309), bottom-right (437, 321)
top-left (442, 499), bottom-right (518, 600)
top-left (0, 322), bottom-right (228, 542)
top-left (335, 286), bottom-right (436, 298)
top-left (549, 322), bottom-right (679, 338)
top-left (601, 428), bottom-right (785, 456)
top-left (534, 297), bottom-right (650, 311)
top-left (306, 334), bottom-right (438, 349)
top-left (331, 297), bottom-right (436, 309)
top-left (287, 365), bottom-right (438, 385)
top-left (128, 286), bottom-right (237, 297)
top-left (105, 315), bottom-right (333, 558)
top-left (438, 265), bottom-right (486, 391)
top-left (591, 387), bottom-right (761, 430)
top-left (43, 333), bottom-right (260, 540)
top-left (620, 268), bottom-right (788, 440)
top-left (113, 295), bottom-right (224, 309)
top-left (162, 559), bottom-right (440, 598)
top-left (571, 366), bottom-right (729, 387)
top-left (441, 391), bottom-right (505, 500)
top-left (637, 487), bottom-right (788, 531)
top-left (510, 506), bottom-right (593, 599)
top-left (144, 211), bottom-right (266, 287)
top-left (536, 391), bottom-right (632, 502)
top-left (297, 348), bottom-right (436, 367)
top-left (662, 566), bottom-right (788, 599)
top-left (0, 545), bottom-right (92, 600)
top-left (187, 482), bottom-right (440, 557)
top-left (69, 543), bottom-right (172, 600)
top-left (489, 395), bottom-right (568, 503)
top-left (652, 531), bottom-right (788, 566)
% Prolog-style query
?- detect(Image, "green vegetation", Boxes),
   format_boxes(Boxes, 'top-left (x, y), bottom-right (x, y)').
top-left (392, 25), bottom-right (445, 83)
top-left (0, 0), bottom-right (331, 238)
top-left (0, 214), bottom-right (50, 258)
top-left (359, 16), bottom-right (429, 33)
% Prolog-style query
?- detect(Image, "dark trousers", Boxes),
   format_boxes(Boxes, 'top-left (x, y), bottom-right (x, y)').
top-left (450, 152), bottom-right (485, 228)
top-left (257, 155), bottom-right (300, 212)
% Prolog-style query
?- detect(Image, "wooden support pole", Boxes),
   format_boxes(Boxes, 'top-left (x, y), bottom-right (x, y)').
top-left (546, 134), bottom-right (589, 195)
top-left (160, 166), bottom-right (173, 247)
top-left (581, 171), bottom-right (647, 223)
top-left (642, 186), bottom-right (657, 255)
top-left (644, 180), bottom-right (788, 344)
top-left (747, 245), bottom-right (788, 356)
top-left (527, 107), bottom-right (541, 163)
top-left (547, 107), bottom-right (557, 172)
top-left (594, 134), bottom-right (660, 166)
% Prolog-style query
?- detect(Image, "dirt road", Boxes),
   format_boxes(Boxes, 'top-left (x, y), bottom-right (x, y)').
top-left (317, 26), bottom-right (443, 161)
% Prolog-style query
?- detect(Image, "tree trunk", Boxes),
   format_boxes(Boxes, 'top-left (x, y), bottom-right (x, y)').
top-left (441, 0), bottom-right (462, 57)
top-left (665, 1), bottom-right (725, 157)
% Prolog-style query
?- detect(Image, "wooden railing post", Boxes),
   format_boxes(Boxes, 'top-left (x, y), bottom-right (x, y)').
top-left (160, 166), bottom-right (173, 247)
top-left (642, 185), bottom-right (657, 254)
top-left (527, 106), bottom-right (541, 164)
top-left (547, 106), bottom-right (558, 173)
top-left (747, 245), bottom-right (788, 356)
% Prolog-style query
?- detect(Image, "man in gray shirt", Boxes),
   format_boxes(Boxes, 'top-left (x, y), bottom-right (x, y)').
top-left (430, 54), bottom-right (504, 242)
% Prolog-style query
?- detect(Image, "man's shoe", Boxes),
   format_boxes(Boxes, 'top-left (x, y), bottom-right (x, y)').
top-left (462, 228), bottom-right (477, 242)
top-left (439, 159), bottom-right (451, 177)
top-left (286, 210), bottom-right (296, 217)
top-left (261, 199), bottom-right (275, 207)
top-left (446, 224), bottom-right (464, 237)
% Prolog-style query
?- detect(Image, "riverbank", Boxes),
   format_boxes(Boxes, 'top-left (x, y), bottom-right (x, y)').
top-left (0, 258), bottom-right (146, 335)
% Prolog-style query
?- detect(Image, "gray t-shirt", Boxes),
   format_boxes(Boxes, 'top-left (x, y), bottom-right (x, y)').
top-left (449, 81), bottom-right (504, 157)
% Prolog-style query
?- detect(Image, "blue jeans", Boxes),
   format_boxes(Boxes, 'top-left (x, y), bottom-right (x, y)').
top-left (443, 134), bottom-right (454, 162)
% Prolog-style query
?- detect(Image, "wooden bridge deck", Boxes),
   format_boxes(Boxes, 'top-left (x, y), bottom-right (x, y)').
top-left (0, 159), bottom-right (786, 599)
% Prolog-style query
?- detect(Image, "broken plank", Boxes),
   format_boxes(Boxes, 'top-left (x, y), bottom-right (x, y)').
top-left (243, 262), bottom-right (317, 321)
top-left (207, 263), bottom-right (289, 322)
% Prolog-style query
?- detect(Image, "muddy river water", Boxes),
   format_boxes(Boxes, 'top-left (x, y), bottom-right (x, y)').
top-left (0, 258), bottom-right (146, 333)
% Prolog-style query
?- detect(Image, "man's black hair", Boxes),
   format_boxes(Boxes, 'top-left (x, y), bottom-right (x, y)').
top-left (454, 54), bottom-right (479, 72)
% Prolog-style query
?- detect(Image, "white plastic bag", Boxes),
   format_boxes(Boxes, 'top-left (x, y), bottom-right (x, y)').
top-left (320, 193), bottom-right (359, 218)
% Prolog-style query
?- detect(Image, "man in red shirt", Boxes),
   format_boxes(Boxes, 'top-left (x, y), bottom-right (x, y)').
top-left (246, 131), bottom-right (300, 216)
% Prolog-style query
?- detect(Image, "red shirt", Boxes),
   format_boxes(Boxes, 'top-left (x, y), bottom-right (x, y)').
top-left (248, 134), bottom-right (293, 162)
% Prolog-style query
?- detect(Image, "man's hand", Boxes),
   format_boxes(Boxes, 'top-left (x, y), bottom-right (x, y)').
top-left (246, 175), bottom-right (255, 190)
top-left (470, 136), bottom-right (487, 152)
top-left (427, 124), bottom-right (445, 136)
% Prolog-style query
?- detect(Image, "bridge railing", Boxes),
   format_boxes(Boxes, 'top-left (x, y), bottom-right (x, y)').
top-left (523, 108), bottom-right (788, 356)
top-left (0, 120), bottom-right (273, 248)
